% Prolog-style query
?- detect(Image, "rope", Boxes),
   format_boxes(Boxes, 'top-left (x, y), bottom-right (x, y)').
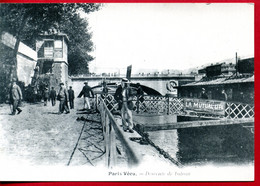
top-left (67, 120), bottom-right (86, 166)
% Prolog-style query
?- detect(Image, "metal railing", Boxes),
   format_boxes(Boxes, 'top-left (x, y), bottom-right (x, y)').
top-left (98, 97), bottom-right (140, 168)
top-left (95, 94), bottom-right (254, 119)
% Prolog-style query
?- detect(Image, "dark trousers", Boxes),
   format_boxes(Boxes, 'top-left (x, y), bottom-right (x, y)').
top-left (44, 98), bottom-right (48, 106)
top-left (69, 99), bottom-right (74, 109)
top-left (59, 100), bottom-right (69, 113)
top-left (12, 100), bottom-right (22, 114)
top-left (51, 98), bottom-right (56, 106)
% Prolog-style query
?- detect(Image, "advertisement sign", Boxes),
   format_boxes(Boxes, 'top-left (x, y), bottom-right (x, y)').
top-left (184, 98), bottom-right (226, 116)
top-left (166, 80), bottom-right (178, 96)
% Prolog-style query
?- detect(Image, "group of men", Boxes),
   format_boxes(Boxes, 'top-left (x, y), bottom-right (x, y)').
top-left (56, 81), bottom-right (94, 114)
top-left (8, 77), bottom-right (140, 134)
top-left (8, 79), bottom-right (94, 115)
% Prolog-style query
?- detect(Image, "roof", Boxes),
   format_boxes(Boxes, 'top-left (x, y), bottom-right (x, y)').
top-left (182, 75), bottom-right (254, 87)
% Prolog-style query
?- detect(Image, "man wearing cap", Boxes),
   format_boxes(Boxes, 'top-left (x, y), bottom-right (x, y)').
top-left (57, 83), bottom-right (70, 114)
top-left (200, 88), bottom-right (208, 99)
top-left (114, 78), bottom-right (134, 133)
top-left (9, 78), bottom-right (23, 115)
top-left (78, 81), bottom-right (94, 110)
top-left (68, 86), bottom-right (75, 109)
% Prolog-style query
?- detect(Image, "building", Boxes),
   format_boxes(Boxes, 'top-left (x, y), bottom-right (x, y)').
top-left (177, 57), bottom-right (254, 104)
top-left (35, 32), bottom-right (69, 88)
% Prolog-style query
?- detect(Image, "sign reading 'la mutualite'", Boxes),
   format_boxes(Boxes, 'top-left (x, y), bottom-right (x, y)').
top-left (184, 98), bottom-right (226, 116)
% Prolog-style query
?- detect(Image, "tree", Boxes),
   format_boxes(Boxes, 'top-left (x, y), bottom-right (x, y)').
top-left (0, 3), bottom-right (101, 79)
top-left (58, 13), bottom-right (95, 75)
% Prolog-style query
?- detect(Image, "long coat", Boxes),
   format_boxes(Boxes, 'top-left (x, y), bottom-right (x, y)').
top-left (10, 84), bottom-right (23, 103)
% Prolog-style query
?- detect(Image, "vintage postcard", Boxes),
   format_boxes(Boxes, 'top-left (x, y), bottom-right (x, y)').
top-left (0, 3), bottom-right (254, 181)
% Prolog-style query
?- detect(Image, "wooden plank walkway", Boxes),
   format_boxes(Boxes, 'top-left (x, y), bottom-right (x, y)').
top-left (133, 114), bottom-right (254, 131)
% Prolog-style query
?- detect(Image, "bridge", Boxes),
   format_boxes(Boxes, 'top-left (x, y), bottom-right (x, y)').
top-left (70, 74), bottom-right (195, 96)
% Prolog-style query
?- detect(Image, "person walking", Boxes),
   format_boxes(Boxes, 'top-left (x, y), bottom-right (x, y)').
top-left (115, 78), bottom-right (134, 133)
top-left (9, 78), bottom-right (23, 115)
top-left (43, 87), bottom-right (49, 106)
top-left (49, 87), bottom-right (56, 106)
top-left (57, 83), bottom-right (70, 114)
top-left (78, 82), bottom-right (94, 110)
top-left (68, 86), bottom-right (75, 109)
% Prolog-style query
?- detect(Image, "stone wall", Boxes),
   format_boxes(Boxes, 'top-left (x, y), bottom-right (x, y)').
top-left (1, 32), bottom-right (37, 86)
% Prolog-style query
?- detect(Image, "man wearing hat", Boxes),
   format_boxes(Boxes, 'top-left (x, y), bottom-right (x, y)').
top-left (68, 86), bottom-right (75, 109)
top-left (200, 88), bottom-right (208, 99)
top-left (114, 78), bottom-right (128, 110)
top-left (57, 82), bottom-right (70, 114)
top-left (77, 81), bottom-right (94, 110)
top-left (114, 78), bottom-right (134, 133)
top-left (9, 78), bottom-right (23, 115)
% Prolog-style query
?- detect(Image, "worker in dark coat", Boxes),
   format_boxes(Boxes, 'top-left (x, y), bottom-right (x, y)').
top-left (68, 86), bottom-right (75, 109)
top-left (57, 83), bottom-right (70, 114)
top-left (78, 81), bottom-right (94, 110)
top-left (9, 78), bottom-right (23, 115)
top-left (114, 79), bottom-right (126, 110)
top-left (49, 87), bottom-right (56, 106)
top-left (136, 83), bottom-right (144, 103)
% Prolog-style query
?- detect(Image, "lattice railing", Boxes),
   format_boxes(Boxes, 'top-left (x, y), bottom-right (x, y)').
top-left (225, 102), bottom-right (254, 119)
top-left (94, 94), bottom-right (254, 119)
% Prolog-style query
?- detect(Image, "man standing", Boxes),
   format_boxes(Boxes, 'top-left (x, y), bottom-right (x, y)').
top-left (49, 87), bottom-right (56, 106)
top-left (220, 89), bottom-right (228, 101)
top-left (114, 78), bottom-right (134, 133)
top-left (68, 86), bottom-right (75, 109)
top-left (43, 86), bottom-right (49, 106)
top-left (78, 82), bottom-right (94, 110)
top-left (57, 83), bottom-right (70, 114)
top-left (9, 78), bottom-right (23, 115)
top-left (200, 88), bottom-right (208, 99)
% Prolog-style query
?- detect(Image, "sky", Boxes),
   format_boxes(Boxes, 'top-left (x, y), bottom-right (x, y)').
top-left (83, 3), bottom-right (254, 74)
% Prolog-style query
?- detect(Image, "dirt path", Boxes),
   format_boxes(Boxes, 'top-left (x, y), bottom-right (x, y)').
top-left (0, 99), bottom-right (102, 167)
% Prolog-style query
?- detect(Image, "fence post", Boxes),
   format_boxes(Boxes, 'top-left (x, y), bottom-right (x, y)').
top-left (167, 96), bottom-right (170, 115)
top-left (228, 102), bottom-right (231, 119)
top-left (137, 96), bottom-right (140, 114)
top-left (109, 126), bottom-right (116, 168)
top-left (105, 113), bottom-right (110, 168)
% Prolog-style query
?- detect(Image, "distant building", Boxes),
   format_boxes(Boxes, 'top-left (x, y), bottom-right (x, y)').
top-left (178, 57), bottom-right (254, 104)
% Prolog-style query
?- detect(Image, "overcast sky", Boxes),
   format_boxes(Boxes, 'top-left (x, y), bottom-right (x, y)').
top-left (84, 3), bottom-right (254, 74)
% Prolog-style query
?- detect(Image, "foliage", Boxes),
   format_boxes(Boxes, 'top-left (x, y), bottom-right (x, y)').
top-left (0, 3), bottom-right (101, 75)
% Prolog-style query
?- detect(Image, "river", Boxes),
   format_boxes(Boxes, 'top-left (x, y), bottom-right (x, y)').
top-left (148, 124), bottom-right (254, 166)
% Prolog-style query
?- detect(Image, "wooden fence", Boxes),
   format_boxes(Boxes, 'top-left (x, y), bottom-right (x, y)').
top-left (98, 97), bottom-right (140, 168)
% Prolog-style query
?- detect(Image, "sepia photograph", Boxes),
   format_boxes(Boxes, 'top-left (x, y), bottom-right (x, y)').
top-left (0, 3), bottom-right (254, 182)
